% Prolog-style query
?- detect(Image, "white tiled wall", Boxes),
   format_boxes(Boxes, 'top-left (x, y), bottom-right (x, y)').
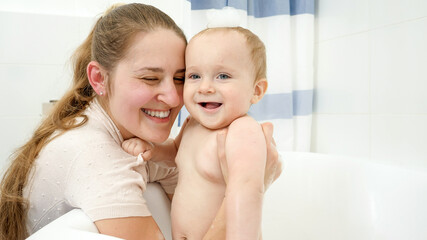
top-left (0, 0), bottom-right (186, 171)
top-left (313, 0), bottom-right (427, 169)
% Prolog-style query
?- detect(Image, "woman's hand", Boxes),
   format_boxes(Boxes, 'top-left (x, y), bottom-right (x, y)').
top-left (217, 122), bottom-right (282, 191)
top-left (260, 122), bottom-right (282, 190)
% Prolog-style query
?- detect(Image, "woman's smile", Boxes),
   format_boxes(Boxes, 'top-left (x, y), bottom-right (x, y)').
top-left (142, 108), bottom-right (171, 119)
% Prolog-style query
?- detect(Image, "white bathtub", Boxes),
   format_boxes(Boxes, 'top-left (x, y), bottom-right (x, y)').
top-left (263, 152), bottom-right (427, 240)
top-left (27, 152), bottom-right (427, 240)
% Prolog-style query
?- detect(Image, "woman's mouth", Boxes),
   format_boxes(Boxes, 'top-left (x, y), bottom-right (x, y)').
top-left (142, 109), bottom-right (171, 119)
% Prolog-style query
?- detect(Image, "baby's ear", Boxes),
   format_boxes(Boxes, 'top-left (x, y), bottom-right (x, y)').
top-left (251, 78), bottom-right (268, 104)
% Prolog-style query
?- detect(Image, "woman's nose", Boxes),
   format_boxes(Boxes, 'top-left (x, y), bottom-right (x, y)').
top-left (157, 79), bottom-right (182, 107)
top-left (198, 78), bottom-right (214, 94)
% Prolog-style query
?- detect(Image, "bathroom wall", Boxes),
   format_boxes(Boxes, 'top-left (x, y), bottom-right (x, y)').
top-left (0, 0), bottom-right (186, 171)
top-left (312, 0), bottom-right (427, 169)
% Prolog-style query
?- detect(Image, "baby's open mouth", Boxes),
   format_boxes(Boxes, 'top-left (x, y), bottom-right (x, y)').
top-left (199, 102), bottom-right (222, 109)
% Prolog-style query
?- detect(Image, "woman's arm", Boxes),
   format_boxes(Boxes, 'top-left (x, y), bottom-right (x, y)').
top-left (95, 217), bottom-right (165, 240)
top-left (203, 201), bottom-right (226, 240)
top-left (115, 118), bottom-right (192, 237)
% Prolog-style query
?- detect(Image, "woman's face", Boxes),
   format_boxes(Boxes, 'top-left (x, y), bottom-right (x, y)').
top-left (106, 29), bottom-right (186, 143)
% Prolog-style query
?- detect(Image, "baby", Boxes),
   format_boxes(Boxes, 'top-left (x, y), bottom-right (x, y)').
top-left (124, 27), bottom-right (268, 240)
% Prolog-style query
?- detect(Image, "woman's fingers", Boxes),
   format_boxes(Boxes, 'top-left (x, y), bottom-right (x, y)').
top-left (260, 122), bottom-right (282, 190)
top-left (216, 129), bottom-right (229, 184)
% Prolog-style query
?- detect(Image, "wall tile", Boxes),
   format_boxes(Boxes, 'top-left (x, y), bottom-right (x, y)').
top-left (77, 16), bottom-right (97, 44)
top-left (74, 0), bottom-right (112, 17)
top-left (0, 64), bottom-right (69, 117)
top-left (311, 114), bottom-right (370, 158)
top-left (370, 0), bottom-right (427, 28)
top-left (0, 11), bottom-right (79, 65)
top-left (0, 117), bottom-right (41, 172)
top-left (371, 18), bottom-right (427, 114)
top-left (371, 115), bottom-right (427, 170)
top-left (0, 0), bottom-right (75, 15)
top-left (316, 0), bottom-right (370, 41)
top-left (315, 33), bottom-right (370, 114)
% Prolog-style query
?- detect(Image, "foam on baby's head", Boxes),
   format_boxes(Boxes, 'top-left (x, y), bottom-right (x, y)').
top-left (206, 6), bottom-right (241, 28)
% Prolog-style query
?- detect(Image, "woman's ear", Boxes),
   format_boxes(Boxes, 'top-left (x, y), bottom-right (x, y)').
top-left (251, 78), bottom-right (268, 104)
top-left (87, 61), bottom-right (106, 96)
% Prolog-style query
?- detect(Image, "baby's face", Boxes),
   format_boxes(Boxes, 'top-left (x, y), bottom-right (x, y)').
top-left (184, 30), bottom-right (257, 130)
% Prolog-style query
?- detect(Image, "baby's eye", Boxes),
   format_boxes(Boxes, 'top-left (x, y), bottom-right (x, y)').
top-left (217, 74), bottom-right (230, 80)
top-left (188, 74), bottom-right (201, 79)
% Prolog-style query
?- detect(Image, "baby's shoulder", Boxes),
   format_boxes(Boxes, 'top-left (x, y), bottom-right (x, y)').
top-left (228, 115), bottom-right (261, 132)
top-left (225, 116), bottom-right (264, 143)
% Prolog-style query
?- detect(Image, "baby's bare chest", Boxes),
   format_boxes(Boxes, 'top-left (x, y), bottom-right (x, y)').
top-left (176, 126), bottom-right (225, 184)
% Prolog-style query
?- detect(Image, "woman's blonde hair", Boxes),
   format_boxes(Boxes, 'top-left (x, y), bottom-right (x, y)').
top-left (0, 3), bottom-right (186, 240)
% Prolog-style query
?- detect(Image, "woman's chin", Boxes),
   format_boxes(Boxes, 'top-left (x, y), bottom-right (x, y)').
top-left (146, 131), bottom-right (170, 144)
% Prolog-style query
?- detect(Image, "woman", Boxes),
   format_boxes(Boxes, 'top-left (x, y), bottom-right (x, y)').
top-left (0, 3), bottom-right (281, 240)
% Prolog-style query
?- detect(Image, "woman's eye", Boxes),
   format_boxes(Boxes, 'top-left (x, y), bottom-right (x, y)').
top-left (218, 74), bottom-right (230, 80)
top-left (174, 76), bottom-right (185, 83)
top-left (141, 77), bottom-right (158, 81)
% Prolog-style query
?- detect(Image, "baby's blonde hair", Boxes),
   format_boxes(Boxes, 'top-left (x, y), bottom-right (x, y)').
top-left (193, 27), bottom-right (267, 82)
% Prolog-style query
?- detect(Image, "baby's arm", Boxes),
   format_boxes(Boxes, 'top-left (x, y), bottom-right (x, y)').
top-left (152, 116), bottom-right (191, 161)
top-left (225, 116), bottom-right (266, 240)
top-left (122, 137), bottom-right (177, 163)
top-left (122, 117), bottom-right (191, 161)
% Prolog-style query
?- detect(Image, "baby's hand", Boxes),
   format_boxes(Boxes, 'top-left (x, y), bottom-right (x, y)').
top-left (122, 138), bottom-right (154, 161)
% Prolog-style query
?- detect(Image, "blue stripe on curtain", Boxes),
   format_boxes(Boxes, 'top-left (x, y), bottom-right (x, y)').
top-left (248, 90), bottom-right (313, 121)
top-left (178, 90), bottom-right (313, 126)
top-left (187, 0), bottom-right (314, 17)
top-left (290, 0), bottom-right (315, 15)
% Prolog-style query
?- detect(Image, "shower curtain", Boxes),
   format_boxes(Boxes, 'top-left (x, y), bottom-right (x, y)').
top-left (177, 0), bottom-right (314, 152)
